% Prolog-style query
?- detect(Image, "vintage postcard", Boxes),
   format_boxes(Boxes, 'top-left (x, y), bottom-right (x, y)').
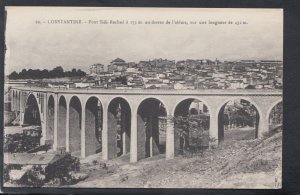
top-left (3, 7), bottom-right (282, 188)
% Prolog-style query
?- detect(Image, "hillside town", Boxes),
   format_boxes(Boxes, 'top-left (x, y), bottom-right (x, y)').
top-left (87, 58), bottom-right (283, 90)
top-left (8, 58), bottom-right (283, 90)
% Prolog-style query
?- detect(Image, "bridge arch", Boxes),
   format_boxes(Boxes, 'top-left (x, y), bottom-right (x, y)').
top-left (69, 95), bottom-right (82, 156)
top-left (107, 97), bottom-right (131, 159)
top-left (217, 97), bottom-right (262, 142)
top-left (172, 97), bottom-right (211, 117)
top-left (24, 93), bottom-right (41, 127)
top-left (266, 99), bottom-right (282, 121)
top-left (24, 92), bottom-right (40, 110)
top-left (267, 99), bottom-right (283, 129)
top-left (58, 95), bottom-right (67, 149)
top-left (85, 96), bottom-right (103, 156)
top-left (137, 97), bottom-right (168, 160)
top-left (173, 97), bottom-right (211, 154)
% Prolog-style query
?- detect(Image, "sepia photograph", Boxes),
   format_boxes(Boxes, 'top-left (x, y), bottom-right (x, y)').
top-left (3, 7), bottom-right (283, 189)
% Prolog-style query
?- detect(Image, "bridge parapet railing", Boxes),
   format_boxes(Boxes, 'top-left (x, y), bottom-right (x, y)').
top-left (10, 86), bottom-right (282, 96)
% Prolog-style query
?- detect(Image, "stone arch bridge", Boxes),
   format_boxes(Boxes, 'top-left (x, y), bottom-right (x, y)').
top-left (10, 87), bottom-right (282, 163)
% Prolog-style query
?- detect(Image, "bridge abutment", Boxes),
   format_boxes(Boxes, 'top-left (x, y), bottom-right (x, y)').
top-left (40, 93), bottom-right (48, 145)
top-left (256, 110), bottom-right (272, 138)
top-left (18, 91), bottom-right (24, 127)
top-left (65, 99), bottom-right (70, 152)
top-left (210, 108), bottom-right (219, 147)
top-left (53, 94), bottom-right (59, 151)
top-left (130, 106), bottom-right (138, 163)
top-left (81, 104), bottom-right (86, 158)
top-left (102, 102), bottom-right (109, 160)
top-left (58, 96), bottom-right (67, 151)
top-left (166, 116), bottom-right (175, 160)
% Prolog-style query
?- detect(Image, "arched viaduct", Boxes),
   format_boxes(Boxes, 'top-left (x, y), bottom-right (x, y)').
top-left (10, 87), bottom-right (282, 163)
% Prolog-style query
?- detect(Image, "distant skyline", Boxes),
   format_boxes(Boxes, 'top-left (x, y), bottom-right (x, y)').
top-left (5, 7), bottom-right (283, 75)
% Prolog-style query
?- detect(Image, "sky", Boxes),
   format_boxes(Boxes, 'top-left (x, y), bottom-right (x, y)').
top-left (5, 7), bottom-right (283, 75)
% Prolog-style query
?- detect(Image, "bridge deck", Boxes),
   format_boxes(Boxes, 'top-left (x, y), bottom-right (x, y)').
top-left (11, 87), bottom-right (282, 96)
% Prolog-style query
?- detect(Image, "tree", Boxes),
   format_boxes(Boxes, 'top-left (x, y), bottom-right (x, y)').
top-left (115, 76), bottom-right (127, 85)
top-left (245, 85), bottom-right (256, 89)
top-left (174, 114), bottom-right (209, 154)
top-left (19, 69), bottom-right (28, 79)
top-left (225, 101), bottom-right (257, 129)
top-left (52, 66), bottom-right (64, 78)
top-left (190, 108), bottom-right (198, 115)
top-left (41, 69), bottom-right (49, 79)
top-left (76, 69), bottom-right (86, 77)
top-left (174, 116), bottom-right (189, 153)
top-left (8, 67), bottom-right (87, 80)
top-left (8, 71), bottom-right (19, 80)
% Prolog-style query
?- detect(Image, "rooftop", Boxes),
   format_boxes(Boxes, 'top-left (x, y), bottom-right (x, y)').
top-left (111, 58), bottom-right (125, 63)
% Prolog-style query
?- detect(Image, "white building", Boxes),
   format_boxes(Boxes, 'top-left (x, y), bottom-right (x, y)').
top-left (89, 64), bottom-right (104, 74)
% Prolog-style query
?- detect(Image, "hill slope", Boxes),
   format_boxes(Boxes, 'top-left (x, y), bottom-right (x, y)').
top-left (69, 130), bottom-right (282, 188)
